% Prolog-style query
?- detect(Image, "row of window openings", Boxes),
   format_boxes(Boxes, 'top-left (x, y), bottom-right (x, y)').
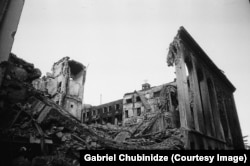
top-left (86, 107), bottom-right (142, 119)
top-left (86, 104), bottom-right (121, 117)
top-left (124, 108), bottom-right (141, 118)
top-left (86, 115), bottom-right (123, 124)
top-left (125, 92), bottom-right (160, 104)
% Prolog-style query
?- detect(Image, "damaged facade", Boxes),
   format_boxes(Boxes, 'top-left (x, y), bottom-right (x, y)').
top-left (0, 54), bottom-right (183, 165)
top-left (82, 99), bottom-right (123, 125)
top-left (0, 25), bottom-right (245, 165)
top-left (32, 57), bottom-right (86, 120)
top-left (166, 27), bottom-right (244, 150)
top-left (123, 82), bottom-right (179, 128)
top-left (81, 27), bottom-right (244, 150)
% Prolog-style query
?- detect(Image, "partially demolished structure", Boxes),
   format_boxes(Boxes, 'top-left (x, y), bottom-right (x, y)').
top-left (166, 27), bottom-right (244, 150)
top-left (0, 54), bottom-right (183, 166)
top-left (123, 82), bottom-right (179, 128)
top-left (32, 57), bottom-right (86, 120)
top-left (0, 27), bottom-right (245, 165)
top-left (82, 99), bottom-right (123, 125)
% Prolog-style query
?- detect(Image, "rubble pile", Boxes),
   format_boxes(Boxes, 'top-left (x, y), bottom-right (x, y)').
top-left (0, 54), bottom-right (184, 165)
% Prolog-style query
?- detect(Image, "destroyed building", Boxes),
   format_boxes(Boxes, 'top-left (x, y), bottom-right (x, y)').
top-left (123, 82), bottom-right (179, 128)
top-left (0, 54), bottom-right (184, 166)
top-left (82, 99), bottom-right (123, 125)
top-left (166, 26), bottom-right (244, 150)
top-left (0, 26), bottom-right (245, 166)
top-left (80, 27), bottom-right (244, 150)
top-left (32, 57), bottom-right (86, 120)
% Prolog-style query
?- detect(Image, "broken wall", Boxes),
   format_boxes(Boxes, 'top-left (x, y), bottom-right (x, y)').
top-left (83, 99), bottom-right (123, 126)
top-left (32, 57), bottom-right (86, 120)
top-left (122, 82), bottom-right (179, 129)
top-left (167, 26), bottom-right (244, 149)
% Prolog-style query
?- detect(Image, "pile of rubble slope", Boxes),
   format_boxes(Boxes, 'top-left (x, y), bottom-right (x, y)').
top-left (0, 54), bottom-right (184, 165)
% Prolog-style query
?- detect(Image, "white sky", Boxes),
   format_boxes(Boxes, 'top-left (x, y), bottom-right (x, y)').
top-left (12, 0), bottom-right (250, 141)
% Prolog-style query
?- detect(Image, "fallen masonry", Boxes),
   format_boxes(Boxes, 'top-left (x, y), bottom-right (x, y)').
top-left (0, 26), bottom-right (245, 165)
top-left (0, 54), bottom-right (184, 165)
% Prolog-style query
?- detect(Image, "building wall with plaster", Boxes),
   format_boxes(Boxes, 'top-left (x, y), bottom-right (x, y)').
top-left (32, 57), bottom-right (86, 120)
top-left (167, 26), bottom-right (244, 150)
top-left (82, 99), bottom-right (123, 126)
top-left (122, 82), bottom-right (179, 128)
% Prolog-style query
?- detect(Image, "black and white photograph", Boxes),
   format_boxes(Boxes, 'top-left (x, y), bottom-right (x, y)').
top-left (0, 0), bottom-right (250, 165)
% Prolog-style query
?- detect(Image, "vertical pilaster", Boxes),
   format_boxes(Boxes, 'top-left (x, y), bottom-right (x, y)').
top-left (201, 74), bottom-right (216, 137)
top-left (168, 39), bottom-right (193, 129)
top-left (208, 79), bottom-right (225, 140)
top-left (191, 59), bottom-right (206, 134)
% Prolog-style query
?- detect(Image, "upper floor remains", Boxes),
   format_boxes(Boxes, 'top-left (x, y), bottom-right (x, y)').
top-left (33, 57), bottom-right (86, 120)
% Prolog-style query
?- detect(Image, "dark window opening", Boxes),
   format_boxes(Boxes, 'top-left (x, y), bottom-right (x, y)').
top-left (137, 108), bottom-right (141, 116)
top-left (104, 107), bottom-right (108, 113)
top-left (115, 104), bottom-right (120, 110)
top-left (108, 106), bottom-right (112, 112)
top-left (153, 91), bottom-right (160, 97)
top-left (87, 111), bottom-right (90, 118)
top-left (187, 77), bottom-right (190, 88)
top-left (58, 82), bottom-right (62, 91)
top-left (136, 96), bottom-right (141, 102)
top-left (125, 110), bottom-right (129, 118)
top-left (126, 98), bottom-right (132, 103)
top-left (171, 92), bottom-right (178, 108)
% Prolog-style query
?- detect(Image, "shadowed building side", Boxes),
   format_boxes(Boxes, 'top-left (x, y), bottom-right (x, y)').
top-left (167, 26), bottom-right (244, 149)
top-left (0, 0), bottom-right (25, 87)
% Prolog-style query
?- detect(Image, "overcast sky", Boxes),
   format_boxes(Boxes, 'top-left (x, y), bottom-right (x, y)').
top-left (12, 0), bottom-right (250, 141)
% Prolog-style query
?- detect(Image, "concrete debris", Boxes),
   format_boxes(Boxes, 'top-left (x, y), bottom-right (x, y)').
top-left (0, 54), bottom-right (184, 166)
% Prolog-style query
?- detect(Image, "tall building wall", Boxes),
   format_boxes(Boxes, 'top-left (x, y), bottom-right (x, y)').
top-left (122, 82), bottom-right (180, 129)
top-left (167, 26), bottom-right (244, 149)
top-left (33, 57), bottom-right (86, 120)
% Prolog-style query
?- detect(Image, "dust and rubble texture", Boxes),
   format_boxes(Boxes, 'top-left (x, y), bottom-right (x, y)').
top-left (0, 26), bottom-right (245, 166)
top-left (166, 26), bottom-right (244, 150)
top-left (82, 99), bottom-right (123, 126)
top-left (32, 57), bottom-right (86, 120)
top-left (0, 54), bottom-right (184, 166)
top-left (0, 53), bottom-right (41, 105)
top-left (122, 82), bottom-right (180, 130)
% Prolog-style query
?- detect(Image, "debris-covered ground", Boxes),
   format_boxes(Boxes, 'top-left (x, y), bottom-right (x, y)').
top-left (0, 54), bottom-right (184, 166)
